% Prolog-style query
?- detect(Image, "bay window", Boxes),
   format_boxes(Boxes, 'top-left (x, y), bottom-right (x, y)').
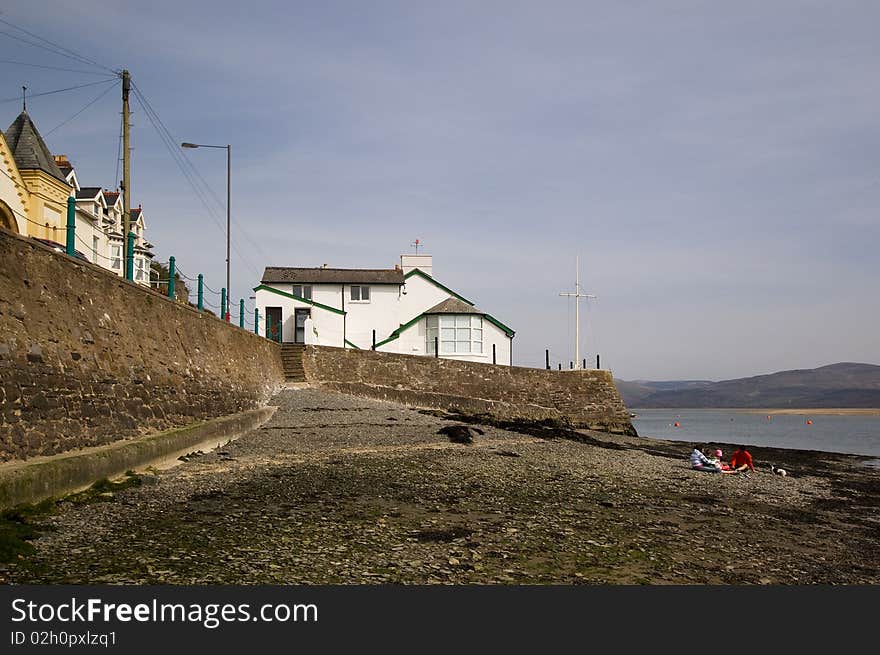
top-left (426, 315), bottom-right (483, 355)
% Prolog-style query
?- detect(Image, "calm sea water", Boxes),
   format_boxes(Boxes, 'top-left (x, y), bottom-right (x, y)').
top-left (631, 409), bottom-right (880, 459)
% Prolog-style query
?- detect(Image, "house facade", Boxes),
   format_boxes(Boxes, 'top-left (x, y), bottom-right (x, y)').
top-left (1, 110), bottom-right (154, 286)
top-left (254, 254), bottom-right (515, 365)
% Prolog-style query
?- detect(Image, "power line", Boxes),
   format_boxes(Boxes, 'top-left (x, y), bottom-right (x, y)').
top-left (0, 17), bottom-right (117, 73)
top-left (1, 78), bottom-right (118, 104)
top-left (0, 59), bottom-right (117, 76)
top-left (45, 79), bottom-right (120, 136)
top-left (130, 81), bottom-right (263, 282)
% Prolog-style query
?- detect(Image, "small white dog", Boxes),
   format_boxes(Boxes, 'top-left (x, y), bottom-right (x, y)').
top-left (771, 464), bottom-right (788, 477)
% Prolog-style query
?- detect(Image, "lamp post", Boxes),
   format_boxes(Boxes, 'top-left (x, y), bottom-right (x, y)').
top-left (181, 141), bottom-right (231, 322)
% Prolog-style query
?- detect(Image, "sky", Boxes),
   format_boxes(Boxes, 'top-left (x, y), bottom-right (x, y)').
top-left (2, 1), bottom-right (878, 380)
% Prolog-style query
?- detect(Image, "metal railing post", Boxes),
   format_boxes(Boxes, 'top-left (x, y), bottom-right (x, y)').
top-left (65, 196), bottom-right (76, 256)
top-left (239, 299), bottom-right (244, 328)
top-left (126, 232), bottom-right (135, 281)
top-left (167, 256), bottom-right (175, 298)
top-left (197, 274), bottom-right (204, 310)
top-left (254, 308), bottom-right (259, 335)
top-left (220, 288), bottom-right (226, 320)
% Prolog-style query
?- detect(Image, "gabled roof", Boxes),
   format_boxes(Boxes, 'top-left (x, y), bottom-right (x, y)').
top-left (424, 297), bottom-right (484, 315)
top-left (103, 191), bottom-right (120, 206)
top-left (130, 207), bottom-right (142, 220)
top-left (261, 267), bottom-right (404, 285)
top-left (5, 111), bottom-right (67, 182)
top-left (403, 268), bottom-right (473, 305)
top-left (75, 187), bottom-right (103, 201)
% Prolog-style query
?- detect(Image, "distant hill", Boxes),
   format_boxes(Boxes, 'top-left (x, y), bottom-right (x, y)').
top-left (616, 363), bottom-right (880, 408)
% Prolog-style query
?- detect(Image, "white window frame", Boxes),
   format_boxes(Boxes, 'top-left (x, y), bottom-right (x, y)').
top-left (350, 285), bottom-right (371, 302)
top-left (92, 236), bottom-right (99, 264)
top-left (110, 244), bottom-right (121, 270)
top-left (292, 285), bottom-right (313, 300)
top-left (426, 315), bottom-right (483, 355)
top-left (135, 257), bottom-right (145, 281)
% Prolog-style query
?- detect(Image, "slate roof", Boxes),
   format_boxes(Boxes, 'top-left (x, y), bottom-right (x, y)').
top-left (5, 111), bottom-right (67, 182)
top-left (423, 297), bottom-right (485, 315)
top-left (75, 187), bottom-right (103, 200)
top-left (103, 191), bottom-right (120, 205)
top-left (261, 267), bottom-right (404, 285)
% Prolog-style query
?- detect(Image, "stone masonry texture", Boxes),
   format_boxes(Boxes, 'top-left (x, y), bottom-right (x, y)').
top-left (302, 345), bottom-right (636, 435)
top-left (0, 230), bottom-right (284, 461)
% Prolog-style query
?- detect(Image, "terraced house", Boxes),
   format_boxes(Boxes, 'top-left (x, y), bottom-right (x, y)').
top-left (1, 109), bottom-right (154, 285)
top-left (255, 254), bottom-right (515, 365)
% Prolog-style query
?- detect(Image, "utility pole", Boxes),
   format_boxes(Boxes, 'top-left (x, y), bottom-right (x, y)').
top-left (558, 255), bottom-right (596, 370)
top-left (121, 69), bottom-right (132, 274)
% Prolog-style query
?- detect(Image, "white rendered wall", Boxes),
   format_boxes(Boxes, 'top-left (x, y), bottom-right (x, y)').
top-left (342, 284), bottom-right (403, 349)
top-left (255, 287), bottom-right (344, 345)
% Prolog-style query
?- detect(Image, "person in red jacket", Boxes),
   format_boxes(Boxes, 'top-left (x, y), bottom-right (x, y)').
top-left (730, 445), bottom-right (755, 472)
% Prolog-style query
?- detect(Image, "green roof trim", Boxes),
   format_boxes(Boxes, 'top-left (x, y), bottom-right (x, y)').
top-left (484, 314), bottom-right (515, 338)
top-left (403, 268), bottom-right (473, 305)
top-left (373, 313), bottom-right (423, 349)
top-left (344, 339), bottom-right (361, 349)
top-left (253, 284), bottom-right (346, 315)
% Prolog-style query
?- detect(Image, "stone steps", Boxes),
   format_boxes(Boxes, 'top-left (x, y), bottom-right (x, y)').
top-left (280, 343), bottom-right (306, 382)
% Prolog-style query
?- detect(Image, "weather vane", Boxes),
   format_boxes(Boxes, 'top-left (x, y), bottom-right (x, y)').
top-left (411, 238), bottom-right (423, 254)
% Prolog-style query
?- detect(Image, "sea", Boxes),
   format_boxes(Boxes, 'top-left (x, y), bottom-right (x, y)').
top-left (630, 409), bottom-right (880, 463)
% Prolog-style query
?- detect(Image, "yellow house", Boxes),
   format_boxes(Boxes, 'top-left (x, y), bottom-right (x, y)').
top-left (3, 110), bottom-right (71, 242)
top-left (0, 129), bottom-right (28, 235)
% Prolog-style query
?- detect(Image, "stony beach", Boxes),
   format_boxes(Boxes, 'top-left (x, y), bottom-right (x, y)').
top-left (2, 387), bottom-right (878, 584)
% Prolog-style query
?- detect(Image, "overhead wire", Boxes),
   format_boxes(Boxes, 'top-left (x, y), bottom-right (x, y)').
top-left (0, 78), bottom-right (118, 104)
top-left (0, 18), bottom-right (118, 74)
top-left (45, 79), bottom-right (120, 136)
top-left (130, 81), bottom-right (263, 281)
top-left (0, 59), bottom-right (117, 76)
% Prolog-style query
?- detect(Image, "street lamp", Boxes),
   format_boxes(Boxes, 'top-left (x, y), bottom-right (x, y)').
top-left (181, 141), bottom-right (231, 322)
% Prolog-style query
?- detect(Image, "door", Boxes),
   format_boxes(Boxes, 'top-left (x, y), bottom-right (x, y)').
top-left (295, 308), bottom-right (311, 344)
top-left (266, 306), bottom-right (282, 342)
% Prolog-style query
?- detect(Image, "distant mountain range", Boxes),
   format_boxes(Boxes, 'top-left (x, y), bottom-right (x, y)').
top-left (616, 362), bottom-right (880, 408)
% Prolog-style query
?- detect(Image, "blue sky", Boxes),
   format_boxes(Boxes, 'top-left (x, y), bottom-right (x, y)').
top-left (2, 1), bottom-right (878, 380)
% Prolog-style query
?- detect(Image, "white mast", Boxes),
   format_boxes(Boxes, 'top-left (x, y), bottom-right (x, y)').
top-left (558, 255), bottom-right (596, 369)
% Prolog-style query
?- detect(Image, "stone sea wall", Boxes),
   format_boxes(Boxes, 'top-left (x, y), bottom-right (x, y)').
top-left (0, 229), bottom-right (284, 461)
top-left (302, 345), bottom-right (636, 434)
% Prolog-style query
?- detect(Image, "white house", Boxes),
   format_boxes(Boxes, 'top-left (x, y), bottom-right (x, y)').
top-left (254, 254), bottom-right (515, 365)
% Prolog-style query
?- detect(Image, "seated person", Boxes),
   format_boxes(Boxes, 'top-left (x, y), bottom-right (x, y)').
top-left (730, 445), bottom-right (755, 472)
top-left (712, 448), bottom-right (732, 471)
top-left (691, 445), bottom-right (739, 474)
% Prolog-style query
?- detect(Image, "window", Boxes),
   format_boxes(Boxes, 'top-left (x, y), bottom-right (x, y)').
top-left (135, 258), bottom-right (145, 281)
top-left (110, 245), bottom-right (121, 270)
top-left (426, 315), bottom-right (482, 355)
top-left (92, 236), bottom-right (99, 264)
top-left (350, 285), bottom-right (370, 302)
top-left (292, 285), bottom-right (313, 300)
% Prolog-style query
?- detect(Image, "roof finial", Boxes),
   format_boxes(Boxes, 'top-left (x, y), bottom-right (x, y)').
top-left (22, 85), bottom-right (27, 112)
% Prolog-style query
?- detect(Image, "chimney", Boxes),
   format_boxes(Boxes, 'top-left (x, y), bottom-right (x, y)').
top-left (400, 254), bottom-right (432, 277)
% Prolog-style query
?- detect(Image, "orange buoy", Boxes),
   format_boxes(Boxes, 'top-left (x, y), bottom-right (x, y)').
top-left (806, 419), bottom-right (813, 425)
top-left (766, 415), bottom-right (772, 420)
top-left (673, 421), bottom-right (681, 428)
